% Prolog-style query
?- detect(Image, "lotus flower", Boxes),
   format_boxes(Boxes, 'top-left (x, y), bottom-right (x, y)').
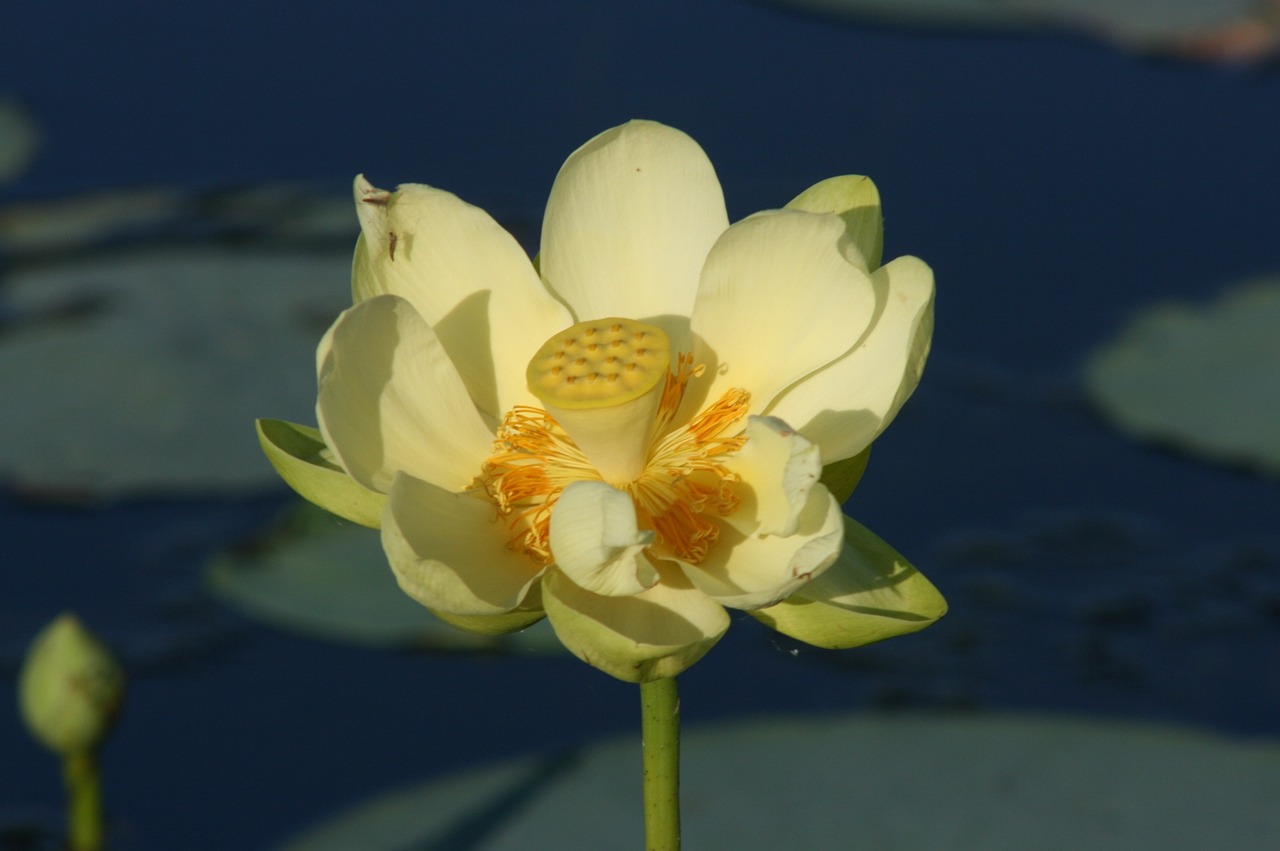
top-left (259, 120), bottom-right (945, 681)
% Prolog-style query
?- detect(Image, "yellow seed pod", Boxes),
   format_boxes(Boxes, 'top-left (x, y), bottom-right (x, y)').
top-left (527, 318), bottom-right (670, 410)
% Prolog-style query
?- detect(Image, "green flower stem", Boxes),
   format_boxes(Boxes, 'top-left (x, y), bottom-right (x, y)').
top-left (640, 676), bottom-right (681, 851)
top-left (63, 750), bottom-right (104, 851)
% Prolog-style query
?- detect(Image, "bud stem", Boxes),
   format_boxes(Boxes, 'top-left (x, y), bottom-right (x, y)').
top-left (63, 750), bottom-right (104, 851)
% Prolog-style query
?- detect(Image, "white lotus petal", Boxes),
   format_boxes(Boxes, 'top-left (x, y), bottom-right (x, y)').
top-left (768, 255), bottom-right (934, 463)
top-left (722, 416), bottom-right (824, 539)
top-left (317, 295), bottom-right (493, 493)
top-left (382, 472), bottom-right (543, 616)
top-left (542, 563), bottom-right (729, 682)
top-left (680, 482), bottom-right (844, 610)
top-left (540, 120), bottom-right (728, 351)
top-left (688, 210), bottom-right (876, 419)
top-left (351, 176), bottom-right (571, 417)
top-left (549, 481), bottom-right (658, 596)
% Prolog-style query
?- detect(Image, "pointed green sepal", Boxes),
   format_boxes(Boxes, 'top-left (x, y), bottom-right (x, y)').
top-left (820, 446), bottom-right (871, 504)
top-left (256, 418), bottom-right (385, 529)
top-left (751, 515), bottom-right (946, 649)
top-left (786, 175), bottom-right (884, 270)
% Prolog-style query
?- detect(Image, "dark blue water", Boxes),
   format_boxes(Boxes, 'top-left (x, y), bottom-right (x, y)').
top-left (3, 2), bottom-right (1279, 849)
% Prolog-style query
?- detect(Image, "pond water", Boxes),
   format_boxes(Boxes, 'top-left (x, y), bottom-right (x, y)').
top-left (2, 2), bottom-right (1278, 849)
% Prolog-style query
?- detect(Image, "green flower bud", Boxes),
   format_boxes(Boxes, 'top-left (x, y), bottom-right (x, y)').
top-left (18, 614), bottom-right (125, 756)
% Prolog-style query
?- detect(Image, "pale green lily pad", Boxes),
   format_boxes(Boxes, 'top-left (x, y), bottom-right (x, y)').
top-left (0, 96), bottom-right (40, 185)
top-left (0, 187), bottom-right (189, 254)
top-left (0, 182), bottom-right (356, 258)
top-left (1084, 278), bottom-right (1280, 477)
top-left (206, 503), bottom-right (561, 652)
top-left (763, 0), bottom-right (1259, 45)
top-left (279, 712), bottom-right (1280, 850)
top-left (200, 182), bottom-right (360, 244)
top-left (0, 248), bottom-right (351, 498)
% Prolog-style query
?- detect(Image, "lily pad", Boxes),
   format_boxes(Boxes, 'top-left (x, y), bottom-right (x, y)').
top-left (759, 0), bottom-right (1267, 53)
top-left (0, 248), bottom-right (351, 498)
top-left (206, 503), bottom-right (561, 653)
top-left (0, 183), bottom-right (356, 258)
top-left (0, 187), bottom-right (190, 255)
top-left (279, 712), bottom-right (1280, 850)
top-left (1084, 278), bottom-right (1280, 476)
top-left (0, 96), bottom-right (40, 185)
top-left (200, 183), bottom-right (359, 245)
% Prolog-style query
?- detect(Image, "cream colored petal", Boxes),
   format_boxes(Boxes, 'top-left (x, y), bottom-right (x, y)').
top-left (549, 481), bottom-right (658, 597)
top-left (539, 120), bottom-right (729, 351)
top-left (351, 175), bottom-right (571, 417)
top-left (750, 515), bottom-right (947, 649)
top-left (382, 472), bottom-right (544, 616)
top-left (767, 255), bottom-right (934, 464)
top-left (316, 295), bottom-right (493, 493)
top-left (784, 174), bottom-right (884, 271)
top-left (688, 210), bottom-right (877, 419)
top-left (542, 563), bottom-right (729, 683)
top-left (429, 608), bottom-right (545, 637)
top-left (679, 483), bottom-right (844, 611)
top-left (722, 416), bottom-right (823, 538)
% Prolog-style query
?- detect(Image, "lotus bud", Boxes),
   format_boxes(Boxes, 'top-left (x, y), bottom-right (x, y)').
top-left (18, 614), bottom-right (125, 756)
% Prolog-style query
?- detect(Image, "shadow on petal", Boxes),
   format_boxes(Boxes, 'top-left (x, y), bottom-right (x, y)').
top-left (542, 565), bottom-right (728, 682)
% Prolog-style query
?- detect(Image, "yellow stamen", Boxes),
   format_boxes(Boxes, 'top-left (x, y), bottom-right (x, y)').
top-left (479, 320), bottom-right (751, 567)
top-left (627, 388), bottom-right (749, 562)
top-left (479, 407), bottom-right (598, 564)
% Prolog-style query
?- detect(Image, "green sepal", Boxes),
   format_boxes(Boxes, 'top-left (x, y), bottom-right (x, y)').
top-left (786, 175), bottom-right (884, 270)
top-left (256, 418), bottom-right (385, 529)
top-left (751, 515), bottom-right (946, 650)
top-left (820, 446), bottom-right (871, 504)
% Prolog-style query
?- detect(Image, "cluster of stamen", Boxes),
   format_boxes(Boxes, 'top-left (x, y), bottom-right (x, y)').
top-left (479, 319), bottom-right (750, 566)
top-left (624, 386), bottom-right (749, 563)
top-left (478, 408), bottom-right (598, 564)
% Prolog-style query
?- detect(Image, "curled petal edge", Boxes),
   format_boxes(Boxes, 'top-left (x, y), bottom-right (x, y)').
top-left (549, 481), bottom-right (659, 597)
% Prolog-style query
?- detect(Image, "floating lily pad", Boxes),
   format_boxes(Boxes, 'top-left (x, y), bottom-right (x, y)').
top-left (0, 187), bottom-right (191, 255)
top-left (0, 248), bottom-right (351, 498)
top-left (279, 712), bottom-right (1280, 850)
top-left (200, 183), bottom-right (359, 245)
top-left (0, 96), bottom-right (40, 185)
top-left (206, 503), bottom-right (561, 653)
top-left (760, 0), bottom-right (1267, 53)
top-left (0, 183), bottom-right (356, 258)
top-left (1084, 278), bottom-right (1280, 477)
